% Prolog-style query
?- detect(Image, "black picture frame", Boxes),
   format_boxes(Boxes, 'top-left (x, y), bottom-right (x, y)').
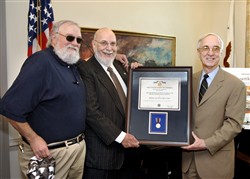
top-left (126, 66), bottom-right (192, 146)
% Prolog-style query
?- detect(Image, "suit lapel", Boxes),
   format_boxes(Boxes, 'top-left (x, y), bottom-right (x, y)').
top-left (199, 69), bottom-right (224, 105)
top-left (91, 58), bottom-right (126, 116)
top-left (193, 71), bottom-right (201, 106)
top-left (113, 60), bottom-right (128, 84)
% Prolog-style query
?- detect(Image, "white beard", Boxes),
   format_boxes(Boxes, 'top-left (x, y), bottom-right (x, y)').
top-left (93, 48), bottom-right (115, 67)
top-left (54, 44), bottom-right (80, 64)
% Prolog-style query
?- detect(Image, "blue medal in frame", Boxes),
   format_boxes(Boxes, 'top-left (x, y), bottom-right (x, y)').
top-left (149, 112), bottom-right (168, 134)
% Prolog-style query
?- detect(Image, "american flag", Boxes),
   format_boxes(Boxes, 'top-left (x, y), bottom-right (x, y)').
top-left (27, 0), bottom-right (54, 57)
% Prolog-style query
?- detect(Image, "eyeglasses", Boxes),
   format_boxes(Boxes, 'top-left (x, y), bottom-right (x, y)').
top-left (198, 45), bottom-right (221, 54)
top-left (94, 40), bottom-right (117, 47)
top-left (56, 32), bottom-right (83, 44)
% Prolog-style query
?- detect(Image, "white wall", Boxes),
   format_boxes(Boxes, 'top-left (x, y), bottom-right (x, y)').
top-left (4, 0), bottom-right (247, 178)
top-left (5, 1), bottom-right (247, 86)
top-left (52, 0), bottom-right (246, 72)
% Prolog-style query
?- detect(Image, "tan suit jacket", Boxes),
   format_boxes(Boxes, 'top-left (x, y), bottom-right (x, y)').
top-left (182, 68), bottom-right (246, 178)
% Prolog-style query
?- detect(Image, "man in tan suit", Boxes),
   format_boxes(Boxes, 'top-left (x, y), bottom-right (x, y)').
top-left (182, 33), bottom-right (246, 179)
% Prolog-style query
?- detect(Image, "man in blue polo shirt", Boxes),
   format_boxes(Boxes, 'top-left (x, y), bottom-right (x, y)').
top-left (0, 20), bottom-right (86, 178)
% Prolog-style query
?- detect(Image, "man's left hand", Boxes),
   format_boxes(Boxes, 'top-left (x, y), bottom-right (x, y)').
top-left (181, 131), bottom-right (207, 151)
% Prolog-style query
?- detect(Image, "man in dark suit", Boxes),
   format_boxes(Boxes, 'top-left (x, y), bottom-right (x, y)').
top-left (182, 33), bottom-right (246, 179)
top-left (77, 27), bottom-right (141, 179)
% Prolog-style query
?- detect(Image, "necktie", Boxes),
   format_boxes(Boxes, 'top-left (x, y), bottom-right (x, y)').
top-left (199, 74), bottom-right (209, 103)
top-left (107, 67), bottom-right (126, 110)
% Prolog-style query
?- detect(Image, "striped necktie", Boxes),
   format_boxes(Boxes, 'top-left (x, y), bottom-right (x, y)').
top-left (199, 74), bottom-right (209, 103)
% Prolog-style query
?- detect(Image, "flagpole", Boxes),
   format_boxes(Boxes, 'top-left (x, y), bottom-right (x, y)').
top-left (37, 0), bottom-right (42, 52)
top-left (224, 0), bottom-right (236, 68)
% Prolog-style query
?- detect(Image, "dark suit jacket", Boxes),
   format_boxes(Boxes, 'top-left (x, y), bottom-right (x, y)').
top-left (182, 68), bottom-right (246, 178)
top-left (77, 56), bottom-right (128, 170)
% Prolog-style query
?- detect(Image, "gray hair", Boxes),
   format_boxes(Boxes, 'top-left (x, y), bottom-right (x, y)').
top-left (197, 33), bottom-right (224, 53)
top-left (46, 20), bottom-right (80, 47)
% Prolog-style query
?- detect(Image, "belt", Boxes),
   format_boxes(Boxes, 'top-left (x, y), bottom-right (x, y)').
top-left (47, 133), bottom-right (85, 150)
top-left (22, 133), bottom-right (85, 150)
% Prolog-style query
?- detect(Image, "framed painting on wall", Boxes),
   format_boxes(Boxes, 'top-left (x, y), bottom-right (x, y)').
top-left (80, 28), bottom-right (176, 67)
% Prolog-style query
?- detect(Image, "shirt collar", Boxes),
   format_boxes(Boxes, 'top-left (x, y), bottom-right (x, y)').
top-left (202, 66), bottom-right (219, 79)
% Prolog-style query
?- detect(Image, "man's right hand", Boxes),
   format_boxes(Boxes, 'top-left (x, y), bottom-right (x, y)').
top-left (121, 133), bottom-right (140, 148)
top-left (7, 119), bottom-right (51, 159)
top-left (29, 135), bottom-right (51, 159)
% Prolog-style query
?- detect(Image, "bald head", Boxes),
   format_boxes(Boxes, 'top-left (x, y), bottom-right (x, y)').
top-left (92, 27), bottom-right (117, 67)
top-left (94, 27), bottom-right (116, 42)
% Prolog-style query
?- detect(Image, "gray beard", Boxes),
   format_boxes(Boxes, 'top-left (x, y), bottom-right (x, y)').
top-left (94, 49), bottom-right (115, 67)
top-left (54, 45), bottom-right (80, 64)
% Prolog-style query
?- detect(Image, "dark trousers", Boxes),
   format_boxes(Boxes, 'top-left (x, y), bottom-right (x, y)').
top-left (140, 147), bottom-right (182, 179)
top-left (83, 148), bottom-right (143, 179)
top-left (83, 146), bottom-right (182, 179)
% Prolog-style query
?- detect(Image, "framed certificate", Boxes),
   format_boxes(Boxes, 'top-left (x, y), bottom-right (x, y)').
top-left (126, 67), bottom-right (192, 146)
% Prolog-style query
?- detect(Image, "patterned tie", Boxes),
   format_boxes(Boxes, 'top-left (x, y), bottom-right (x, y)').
top-left (107, 67), bottom-right (126, 110)
top-left (199, 74), bottom-right (209, 103)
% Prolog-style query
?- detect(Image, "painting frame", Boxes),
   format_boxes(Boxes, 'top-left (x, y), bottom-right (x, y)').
top-left (126, 66), bottom-right (192, 147)
top-left (80, 27), bottom-right (176, 67)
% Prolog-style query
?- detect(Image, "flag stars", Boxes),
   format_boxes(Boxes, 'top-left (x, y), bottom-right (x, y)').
top-left (28, 36), bottom-right (31, 42)
top-left (47, 12), bottom-right (52, 19)
top-left (42, 18), bottom-right (48, 25)
top-left (44, 6), bottom-right (53, 19)
top-left (29, 13), bottom-right (35, 22)
top-left (44, 7), bottom-right (48, 15)
top-left (36, 5), bottom-right (41, 12)
top-left (48, 3), bottom-right (52, 9)
top-left (30, 1), bottom-right (35, 10)
top-left (34, 16), bottom-right (37, 23)
top-left (29, 24), bottom-right (34, 32)
top-left (43, 7), bottom-right (51, 19)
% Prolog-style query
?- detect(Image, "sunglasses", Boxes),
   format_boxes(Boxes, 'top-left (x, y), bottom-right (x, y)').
top-left (56, 32), bottom-right (83, 44)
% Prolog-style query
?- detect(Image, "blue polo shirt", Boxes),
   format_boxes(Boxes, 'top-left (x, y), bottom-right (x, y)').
top-left (0, 47), bottom-right (86, 143)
